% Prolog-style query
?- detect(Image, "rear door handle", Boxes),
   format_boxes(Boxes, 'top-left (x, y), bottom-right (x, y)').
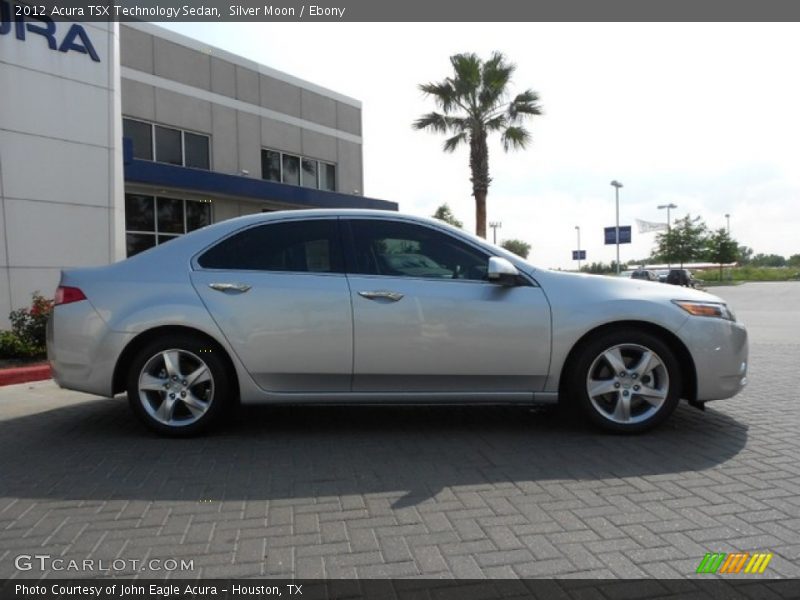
top-left (209, 282), bottom-right (251, 294)
top-left (358, 290), bottom-right (404, 302)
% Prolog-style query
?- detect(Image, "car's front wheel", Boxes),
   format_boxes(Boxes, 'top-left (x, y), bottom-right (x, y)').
top-left (570, 329), bottom-right (682, 433)
top-left (126, 334), bottom-right (232, 436)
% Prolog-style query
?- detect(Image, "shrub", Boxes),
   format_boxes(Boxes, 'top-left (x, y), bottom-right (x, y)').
top-left (1, 292), bottom-right (54, 359)
top-left (0, 331), bottom-right (40, 359)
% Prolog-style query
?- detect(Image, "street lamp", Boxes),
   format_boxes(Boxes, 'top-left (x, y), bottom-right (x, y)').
top-left (610, 180), bottom-right (623, 274)
top-left (658, 202), bottom-right (678, 269)
top-left (574, 225), bottom-right (582, 270)
top-left (725, 213), bottom-right (730, 234)
top-left (489, 221), bottom-right (502, 245)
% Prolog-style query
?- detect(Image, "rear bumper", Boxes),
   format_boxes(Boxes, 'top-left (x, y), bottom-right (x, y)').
top-left (47, 302), bottom-right (133, 397)
top-left (676, 317), bottom-right (748, 402)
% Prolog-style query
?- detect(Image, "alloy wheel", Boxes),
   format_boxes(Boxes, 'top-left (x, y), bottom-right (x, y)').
top-left (137, 349), bottom-right (215, 427)
top-left (585, 343), bottom-right (669, 425)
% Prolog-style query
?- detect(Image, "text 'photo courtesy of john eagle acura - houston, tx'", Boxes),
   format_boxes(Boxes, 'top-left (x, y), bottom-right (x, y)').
top-left (47, 210), bottom-right (748, 436)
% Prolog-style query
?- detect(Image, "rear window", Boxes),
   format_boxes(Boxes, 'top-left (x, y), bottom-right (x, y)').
top-left (197, 220), bottom-right (343, 273)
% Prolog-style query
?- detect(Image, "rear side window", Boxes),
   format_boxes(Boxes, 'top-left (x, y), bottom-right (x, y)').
top-left (198, 220), bottom-right (343, 273)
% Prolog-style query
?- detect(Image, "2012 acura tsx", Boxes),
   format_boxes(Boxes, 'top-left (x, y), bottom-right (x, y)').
top-left (47, 209), bottom-right (748, 436)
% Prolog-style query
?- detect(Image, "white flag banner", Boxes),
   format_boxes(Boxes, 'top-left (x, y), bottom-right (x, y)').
top-left (636, 219), bottom-right (668, 233)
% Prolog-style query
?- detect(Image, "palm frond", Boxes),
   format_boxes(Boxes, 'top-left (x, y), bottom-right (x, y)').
top-left (508, 89), bottom-right (543, 121)
top-left (443, 132), bottom-right (468, 153)
top-left (478, 51), bottom-right (514, 110)
top-left (419, 81), bottom-right (459, 113)
top-left (484, 115), bottom-right (507, 132)
top-left (501, 126), bottom-right (531, 151)
top-left (412, 112), bottom-right (449, 133)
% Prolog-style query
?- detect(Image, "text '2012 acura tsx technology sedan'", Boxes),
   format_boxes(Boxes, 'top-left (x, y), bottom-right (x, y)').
top-left (47, 210), bottom-right (748, 436)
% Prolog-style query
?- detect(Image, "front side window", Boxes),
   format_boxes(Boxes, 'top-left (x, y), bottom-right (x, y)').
top-left (348, 220), bottom-right (489, 281)
top-left (198, 220), bottom-right (343, 273)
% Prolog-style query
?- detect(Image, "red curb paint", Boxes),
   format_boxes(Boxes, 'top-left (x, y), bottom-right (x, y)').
top-left (0, 364), bottom-right (52, 387)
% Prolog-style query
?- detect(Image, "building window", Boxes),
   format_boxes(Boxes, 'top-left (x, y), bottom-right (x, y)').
top-left (125, 194), bottom-right (212, 257)
top-left (261, 150), bottom-right (281, 182)
top-left (123, 118), bottom-right (210, 170)
top-left (282, 154), bottom-right (300, 186)
top-left (260, 148), bottom-right (336, 192)
top-left (155, 126), bottom-right (182, 165)
top-left (123, 119), bottom-right (153, 161)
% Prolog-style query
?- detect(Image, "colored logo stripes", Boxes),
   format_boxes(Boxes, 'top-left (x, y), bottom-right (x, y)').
top-left (696, 552), bottom-right (773, 574)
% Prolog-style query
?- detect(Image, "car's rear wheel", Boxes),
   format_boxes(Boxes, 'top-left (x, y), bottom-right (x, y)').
top-left (126, 334), bottom-right (231, 436)
top-left (570, 329), bottom-right (682, 433)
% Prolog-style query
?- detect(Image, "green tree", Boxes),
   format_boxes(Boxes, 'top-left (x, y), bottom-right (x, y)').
top-left (750, 253), bottom-right (787, 267)
top-left (737, 245), bottom-right (753, 265)
top-left (431, 203), bottom-right (463, 228)
top-left (705, 228), bottom-right (739, 279)
top-left (654, 214), bottom-right (708, 266)
top-left (788, 254), bottom-right (800, 268)
top-left (414, 52), bottom-right (543, 239)
top-left (501, 239), bottom-right (531, 259)
top-left (580, 261), bottom-right (623, 275)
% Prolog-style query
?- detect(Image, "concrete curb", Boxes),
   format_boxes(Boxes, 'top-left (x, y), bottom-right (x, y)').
top-left (0, 364), bottom-right (52, 387)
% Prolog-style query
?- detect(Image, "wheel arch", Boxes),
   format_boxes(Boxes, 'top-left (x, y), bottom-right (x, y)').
top-left (112, 325), bottom-right (240, 402)
top-left (558, 320), bottom-right (697, 403)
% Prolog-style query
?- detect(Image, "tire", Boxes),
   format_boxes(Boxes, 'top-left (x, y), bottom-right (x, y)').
top-left (126, 334), bottom-right (232, 436)
top-left (568, 329), bottom-right (682, 433)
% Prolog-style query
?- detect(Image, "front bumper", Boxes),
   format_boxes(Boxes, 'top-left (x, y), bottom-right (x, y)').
top-left (676, 316), bottom-right (748, 402)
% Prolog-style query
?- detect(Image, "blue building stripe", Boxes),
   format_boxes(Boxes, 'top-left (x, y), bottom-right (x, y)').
top-left (122, 144), bottom-right (398, 212)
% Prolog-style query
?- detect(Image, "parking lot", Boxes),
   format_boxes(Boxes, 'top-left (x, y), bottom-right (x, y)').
top-left (0, 281), bottom-right (798, 579)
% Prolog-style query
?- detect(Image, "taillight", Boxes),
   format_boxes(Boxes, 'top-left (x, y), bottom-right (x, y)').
top-left (55, 286), bottom-right (87, 306)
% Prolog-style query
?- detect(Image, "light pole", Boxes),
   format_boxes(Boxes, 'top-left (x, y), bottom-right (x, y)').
top-left (610, 180), bottom-right (623, 274)
top-left (658, 202), bottom-right (678, 269)
top-left (725, 213), bottom-right (730, 234)
top-left (575, 225), bottom-right (582, 270)
top-left (489, 221), bottom-right (502, 245)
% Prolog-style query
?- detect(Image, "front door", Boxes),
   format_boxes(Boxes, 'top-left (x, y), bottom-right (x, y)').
top-left (344, 218), bottom-right (551, 393)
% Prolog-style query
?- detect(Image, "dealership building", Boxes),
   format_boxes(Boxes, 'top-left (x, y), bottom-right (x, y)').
top-left (0, 18), bottom-right (396, 327)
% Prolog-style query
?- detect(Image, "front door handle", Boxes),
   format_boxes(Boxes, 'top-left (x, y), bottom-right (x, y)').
top-left (358, 290), bottom-right (404, 302)
top-left (209, 282), bottom-right (251, 294)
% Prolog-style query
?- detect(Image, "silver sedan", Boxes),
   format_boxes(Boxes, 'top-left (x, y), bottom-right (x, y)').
top-left (47, 210), bottom-right (748, 436)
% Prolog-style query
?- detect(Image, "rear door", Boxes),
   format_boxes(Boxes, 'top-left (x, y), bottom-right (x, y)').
top-left (190, 217), bottom-right (353, 392)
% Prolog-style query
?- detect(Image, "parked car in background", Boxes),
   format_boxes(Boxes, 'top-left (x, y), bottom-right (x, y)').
top-left (656, 269), bottom-right (670, 283)
top-left (666, 268), bottom-right (697, 287)
top-left (47, 210), bottom-right (748, 436)
top-left (631, 269), bottom-right (659, 282)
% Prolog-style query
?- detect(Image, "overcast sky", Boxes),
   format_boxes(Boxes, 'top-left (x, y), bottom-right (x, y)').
top-left (163, 22), bottom-right (800, 269)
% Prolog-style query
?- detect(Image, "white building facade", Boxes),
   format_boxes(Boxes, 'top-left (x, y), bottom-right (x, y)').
top-left (0, 14), bottom-right (394, 327)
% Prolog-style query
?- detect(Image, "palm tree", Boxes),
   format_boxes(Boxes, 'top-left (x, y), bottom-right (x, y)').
top-left (414, 52), bottom-right (542, 239)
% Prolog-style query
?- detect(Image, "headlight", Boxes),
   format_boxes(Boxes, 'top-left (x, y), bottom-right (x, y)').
top-left (672, 300), bottom-right (735, 321)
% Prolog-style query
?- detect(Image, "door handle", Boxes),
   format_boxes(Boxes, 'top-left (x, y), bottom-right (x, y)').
top-left (209, 282), bottom-right (251, 293)
top-left (358, 290), bottom-right (404, 302)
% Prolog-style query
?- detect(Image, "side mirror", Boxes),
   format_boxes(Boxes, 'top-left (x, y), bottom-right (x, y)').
top-left (487, 256), bottom-right (520, 286)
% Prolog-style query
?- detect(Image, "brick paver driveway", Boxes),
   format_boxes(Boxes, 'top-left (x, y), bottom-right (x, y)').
top-left (1, 282), bottom-right (798, 579)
